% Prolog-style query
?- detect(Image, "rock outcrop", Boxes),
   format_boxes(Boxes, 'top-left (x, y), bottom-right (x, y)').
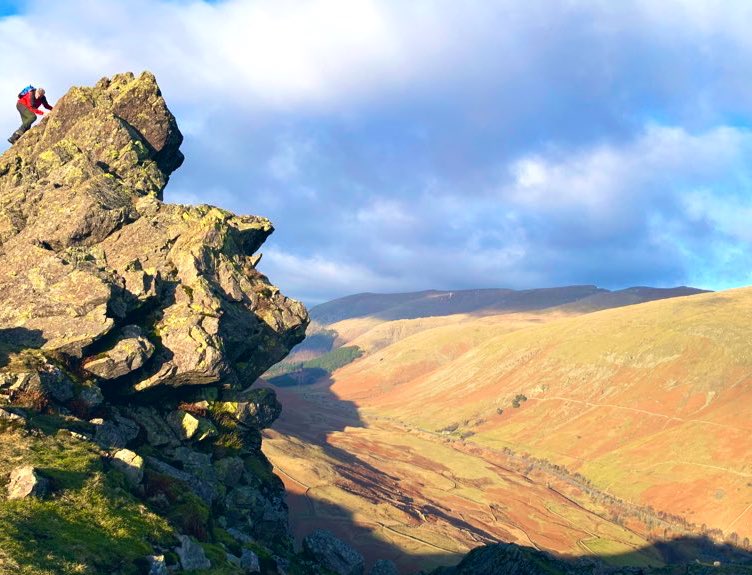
top-left (0, 72), bottom-right (310, 574)
top-left (303, 529), bottom-right (365, 575)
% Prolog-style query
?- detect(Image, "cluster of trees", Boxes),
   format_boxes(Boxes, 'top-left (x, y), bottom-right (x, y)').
top-left (511, 394), bottom-right (528, 408)
top-left (265, 346), bottom-right (364, 387)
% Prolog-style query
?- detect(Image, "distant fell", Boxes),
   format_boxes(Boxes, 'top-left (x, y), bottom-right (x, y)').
top-left (311, 285), bottom-right (708, 324)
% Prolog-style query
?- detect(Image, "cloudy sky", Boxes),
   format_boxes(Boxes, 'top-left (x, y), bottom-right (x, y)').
top-left (2, 0), bottom-right (752, 304)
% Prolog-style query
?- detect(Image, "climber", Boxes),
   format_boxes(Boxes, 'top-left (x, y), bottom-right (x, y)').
top-left (7, 87), bottom-right (54, 145)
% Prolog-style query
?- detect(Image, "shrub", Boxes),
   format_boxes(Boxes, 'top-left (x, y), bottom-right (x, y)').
top-left (511, 394), bottom-right (528, 408)
top-left (13, 388), bottom-right (49, 412)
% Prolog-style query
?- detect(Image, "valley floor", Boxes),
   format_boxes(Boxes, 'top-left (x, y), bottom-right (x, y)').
top-left (262, 382), bottom-right (665, 573)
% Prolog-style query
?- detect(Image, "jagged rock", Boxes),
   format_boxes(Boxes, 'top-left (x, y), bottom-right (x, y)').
top-left (91, 414), bottom-right (139, 448)
top-left (99, 200), bottom-right (307, 392)
top-left (240, 548), bottom-right (261, 573)
top-left (167, 409), bottom-right (217, 441)
top-left (214, 456), bottom-right (245, 488)
top-left (0, 72), bottom-right (308, 570)
top-left (1, 357), bottom-right (73, 406)
top-left (369, 560), bottom-right (398, 575)
top-left (227, 527), bottom-right (253, 544)
top-left (146, 456), bottom-right (215, 504)
top-left (146, 554), bottom-right (168, 575)
top-left (82, 325), bottom-right (154, 379)
top-left (303, 529), bottom-right (365, 575)
top-left (0, 247), bottom-right (117, 357)
top-left (0, 70), bottom-right (306, 375)
top-left (175, 534), bottom-right (211, 570)
top-left (122, 406), bottom-right (179, 447)
top-left (174, 447), bottom-right (218, 487)
top-left (77, 383), bottom-right (104, 410)
top-left (214, 387), bottom-right (282, 430)
top-left (111, 448), bottom-right (144, 486)
top-left (7, 466), bottom-right (48, 500)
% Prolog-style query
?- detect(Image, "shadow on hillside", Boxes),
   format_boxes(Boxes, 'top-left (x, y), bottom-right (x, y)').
top-left (267, 367), bottom-right (330, 387)
top-left (287, 483), bottom-right (752, 574)
top-left (0, 327), bottom-right (46, 367)
top-left (267, 373), bottom-right (752, 574)
top-left (285, 489), bottom-right (460, 574)
top-left (264, 372), bottom-right (363, 440)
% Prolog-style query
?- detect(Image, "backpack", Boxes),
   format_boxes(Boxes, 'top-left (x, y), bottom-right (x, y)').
top-left (17, 85), bottom-right (35, 99)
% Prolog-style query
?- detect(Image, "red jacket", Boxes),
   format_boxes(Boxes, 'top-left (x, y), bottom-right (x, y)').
top-left (18, 91), bottom-right (53, 116)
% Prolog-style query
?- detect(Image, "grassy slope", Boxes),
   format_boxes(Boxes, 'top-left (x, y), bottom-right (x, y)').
top-left (0, 421), bottom-right (173, 575)
top-left (330, 287), bottom-right (752, 537)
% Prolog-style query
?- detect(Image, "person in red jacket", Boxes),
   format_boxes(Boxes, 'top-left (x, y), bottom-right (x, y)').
top-left (8, 88), bottom-right (54, 144)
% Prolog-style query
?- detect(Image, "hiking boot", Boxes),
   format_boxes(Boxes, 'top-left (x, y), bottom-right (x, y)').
top-left (7, 132), bottom-right (20, 145)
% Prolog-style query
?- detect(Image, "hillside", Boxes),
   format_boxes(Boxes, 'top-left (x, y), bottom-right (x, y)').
top-left (342, 287), bottom-right (752, 536)
top-left (309, 286), bottom-right (705, 324)
top-left (276, 285), bottom-right (706, 377)
top-left (262, 285), bottom-right (747, 573)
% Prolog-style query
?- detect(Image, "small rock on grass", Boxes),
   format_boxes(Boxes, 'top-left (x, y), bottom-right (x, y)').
top-left (175, 534), bottom-right (211, 570)
top-left (7, 465), bottom-right (48, 500)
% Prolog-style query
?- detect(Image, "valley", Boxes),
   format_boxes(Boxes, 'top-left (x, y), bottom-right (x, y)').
top-left (261, 285), bottom-right (748, 573)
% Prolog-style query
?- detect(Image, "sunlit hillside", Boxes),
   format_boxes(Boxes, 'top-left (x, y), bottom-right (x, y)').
top-left (331, 287), bottom-right (752, 538)
top-left (262, 285), bottom-right (737, 572)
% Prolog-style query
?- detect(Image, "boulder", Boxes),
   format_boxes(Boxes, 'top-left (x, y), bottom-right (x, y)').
top-left (175, 534), bottom-right (211, 571)
top-left (111, 448), bottom-right (144, 486)
top-left (77, 384), bottom-right (104, 410)
top-left (146, 554), bottom-right (168, 575)
top-left (369, 560), bottom-right (399, 575)
top-left (240, 548), bottom-right (261, 573)
top-left (146, 457), bottom-right (215, 504)
top-left (227, 527), bottom-right (253, 544)
top-left (303, 529), bottom-right (365, 575)
top-left (7, 466), bottom-right (48, 500)
top-left (2, 358), bottom-right (73, 407)
top-left (91, 414), bottom-right (139, 448)
top-left (167, 409), bottom-right (217, 442)
top-left (122, 406), bottom-right (179, 448)
top-left (82, 325), bottom-right (154, 379)
top-left (214, 388), bottom-right (282, 430)
top-left (214, 456), bottom-right (245, 488)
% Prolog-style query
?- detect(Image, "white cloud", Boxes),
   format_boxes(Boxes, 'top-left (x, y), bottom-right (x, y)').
top-left (259, 246), bottom-right (407, 303)
top-left (355, 199), bottom-right (415, 227)
top-left (504, 125), bottom-right (752, 223)
top-left (5, 1), bottom-right (752, 300)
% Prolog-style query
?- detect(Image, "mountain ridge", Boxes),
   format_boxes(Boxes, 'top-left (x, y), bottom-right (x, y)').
top-left (310, 285), bottom-right (708, 324)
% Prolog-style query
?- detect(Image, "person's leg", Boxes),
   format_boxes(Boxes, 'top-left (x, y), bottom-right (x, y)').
top-left (8, 103), bottom-right (37, 143)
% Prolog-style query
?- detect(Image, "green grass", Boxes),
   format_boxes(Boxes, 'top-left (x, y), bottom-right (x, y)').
top-left (0, 425), bottom-right (174, 574)
top-left (266, 346), bottom-right (364, 386)
top-left (0, 472), bottom-right (173, 575)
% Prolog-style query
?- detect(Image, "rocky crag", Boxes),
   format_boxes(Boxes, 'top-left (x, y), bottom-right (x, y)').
top-left (0, 72), bottom-right (320, 574)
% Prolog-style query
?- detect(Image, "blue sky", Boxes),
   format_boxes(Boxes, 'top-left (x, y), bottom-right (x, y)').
top-left (2, 0), bottom-right (752, 304)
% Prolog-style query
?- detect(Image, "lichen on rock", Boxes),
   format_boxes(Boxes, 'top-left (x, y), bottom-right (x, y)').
top-left (0, 72), bottom-right (310, 574)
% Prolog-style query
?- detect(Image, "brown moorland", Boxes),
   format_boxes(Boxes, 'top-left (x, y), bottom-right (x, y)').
top-left (264, 286), bottom-right (750, 572)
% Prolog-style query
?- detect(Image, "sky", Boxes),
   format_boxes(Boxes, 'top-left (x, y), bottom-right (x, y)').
top-left (2, 0), bottom-right (752, 304)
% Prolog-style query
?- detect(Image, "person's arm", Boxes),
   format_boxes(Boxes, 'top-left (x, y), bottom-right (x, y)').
top-left (41, 97), bottom-right (53, 111)
top-left (28, 94), bottom-right (43, 115)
